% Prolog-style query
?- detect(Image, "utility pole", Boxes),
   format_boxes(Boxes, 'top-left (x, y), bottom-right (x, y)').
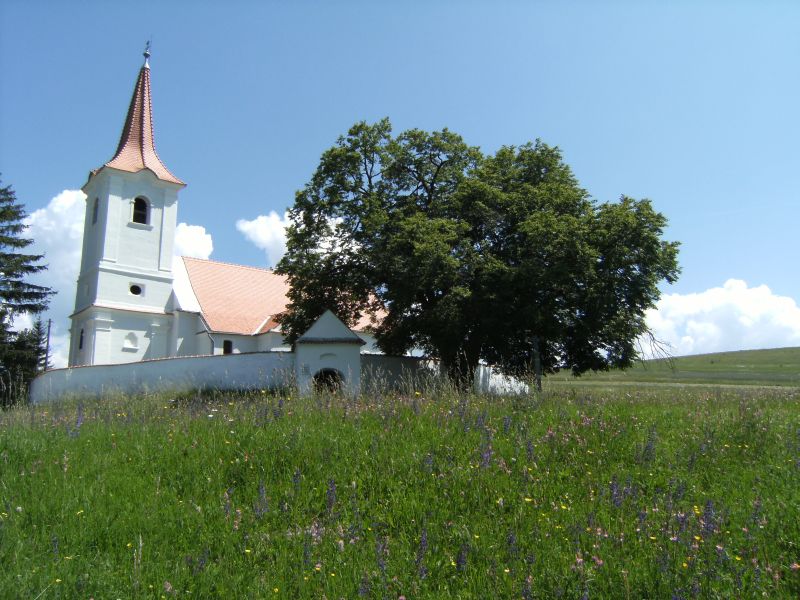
top-left (44, 319), bottom-right (51, 371)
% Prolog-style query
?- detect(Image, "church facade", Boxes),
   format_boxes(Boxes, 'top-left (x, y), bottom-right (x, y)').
top-left (68, 50), bottom-right (376, 368)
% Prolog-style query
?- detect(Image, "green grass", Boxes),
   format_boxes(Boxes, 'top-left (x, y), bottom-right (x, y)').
top-left (550, 347), bottom-right (800, 387)
top-left (1, 385), bottom-right (799, 598)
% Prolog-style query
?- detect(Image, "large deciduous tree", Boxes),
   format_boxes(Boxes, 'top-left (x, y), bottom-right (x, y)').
top-left (276, 120), bottom-right (679, 387)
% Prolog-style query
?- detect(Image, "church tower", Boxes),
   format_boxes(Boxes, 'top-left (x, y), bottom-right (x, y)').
top-left (69, 47), bottom-right (185, 366)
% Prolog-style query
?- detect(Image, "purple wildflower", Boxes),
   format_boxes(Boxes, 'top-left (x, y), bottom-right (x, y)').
top-left (701, 500), bottom-right (716, 536)
top-left (480, 442), bottom-right (493, 468)
top-left (375, 535), bottom-right (388, 575)
top-left (253, 481), bottom-right (268, 518)
top-left (456, 543), bottom-right (469, 572)
top-left (416, 528), bottom-right (429, 578)
top-left (326, 479), bottom-right (336, 514)
top-left (609, 476), bottom-right (622, 508)
top-left (358, 574), bottom-right (370, 596)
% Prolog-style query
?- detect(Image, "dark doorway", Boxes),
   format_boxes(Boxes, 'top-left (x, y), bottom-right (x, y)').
top-left (313, 369), bottom-right (343, 393)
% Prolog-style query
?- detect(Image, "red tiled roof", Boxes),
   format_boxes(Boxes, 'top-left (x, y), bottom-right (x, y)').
top-left (182, 257), bottom-right (290, 335)
top-left (182, 256), bottom-right (384, 337)
top-left (98, 61), bottom-right (184, 186)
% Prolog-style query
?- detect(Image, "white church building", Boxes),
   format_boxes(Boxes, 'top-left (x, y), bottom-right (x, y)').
top-left (68, 49), bottom-right (378, 369)
top-left (30, 50), bottom-right (519, 403)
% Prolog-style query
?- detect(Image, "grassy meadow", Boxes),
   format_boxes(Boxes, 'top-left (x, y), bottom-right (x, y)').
top-left (549, 347), bottom-right (800, 388)
top-left (1, 379), bottom-right (799, 597)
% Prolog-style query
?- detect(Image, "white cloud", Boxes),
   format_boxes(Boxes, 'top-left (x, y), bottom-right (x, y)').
top-left (236, 211), bottom-right (290, 268)
top-left (174, 222), bottom-right (213, 259)
top-left (20, 189), bottom-right (86, 368)
top-left (18, 190), bottom-right (214, 368)
top-left (645, 279), bottom-right (800, 356)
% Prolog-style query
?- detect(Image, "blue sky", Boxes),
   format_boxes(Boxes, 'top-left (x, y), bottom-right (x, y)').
top-left (2, 1), bottom-right (799, 363)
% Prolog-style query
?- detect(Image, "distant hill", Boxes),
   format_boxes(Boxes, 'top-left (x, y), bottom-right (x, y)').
top-left (549, 347), bottom-right (800, 387)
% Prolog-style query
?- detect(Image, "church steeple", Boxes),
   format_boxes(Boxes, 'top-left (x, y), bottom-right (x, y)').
top-left (71, 46), bottom-right (184, 367)
top-left (97, 45), bottom-right (184, 186)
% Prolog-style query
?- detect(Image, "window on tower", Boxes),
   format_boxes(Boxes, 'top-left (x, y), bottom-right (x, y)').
top-left (132, 197), bottom-right (149, 224)
top-left (92, 198), bottom-right (99, 225)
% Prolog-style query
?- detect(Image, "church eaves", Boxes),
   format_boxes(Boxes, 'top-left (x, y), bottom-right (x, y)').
top-left (92, 46), bottom-right (184, 186)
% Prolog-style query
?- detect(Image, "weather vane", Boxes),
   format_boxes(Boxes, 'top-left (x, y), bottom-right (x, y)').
top-left (143, 40), bottom-right (151, 66)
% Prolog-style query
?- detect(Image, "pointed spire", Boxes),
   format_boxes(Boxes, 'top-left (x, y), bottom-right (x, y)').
top-left (100, 47), bottom-right (185, 186)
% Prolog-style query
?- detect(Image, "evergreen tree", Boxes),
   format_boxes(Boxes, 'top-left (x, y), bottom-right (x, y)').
top-left (0, 178), bottom-right (52, 317)
top-left (0, 178), bottom-right (54, 406)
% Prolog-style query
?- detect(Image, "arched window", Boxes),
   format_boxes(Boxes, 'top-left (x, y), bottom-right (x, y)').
top-left (132, 197), bottom-right (149, 224)
top-left (92, 198), bottom-right (99, 225)
top-left (78, 329), bottom-right (84, 350)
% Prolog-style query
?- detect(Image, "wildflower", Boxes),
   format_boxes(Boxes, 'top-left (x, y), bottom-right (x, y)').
top-left (592, 555), bottom-right (604, 567)
top-left (456, 543), bottom-right (469, 572)
top-left (326, 479), bottom-right (337, 513)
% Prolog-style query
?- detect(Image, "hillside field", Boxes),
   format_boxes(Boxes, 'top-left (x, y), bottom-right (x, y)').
top-left (1, 379), bottom-right (799, 598)
top-left (549, 347), bottom-right (800, 387)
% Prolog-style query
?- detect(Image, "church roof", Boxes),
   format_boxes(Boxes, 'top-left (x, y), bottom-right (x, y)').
top-left (181, 257), bottom-right (290, 335)
top-left (93, 50), bottom-right (184, 186)
top-left (177, 256), bottom-right (382, 337)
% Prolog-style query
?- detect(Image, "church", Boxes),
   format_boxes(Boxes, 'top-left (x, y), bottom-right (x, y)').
top-left (68, 48), bottom-right (378, 368)
top-left (29, 49), bottom-right (519, 403)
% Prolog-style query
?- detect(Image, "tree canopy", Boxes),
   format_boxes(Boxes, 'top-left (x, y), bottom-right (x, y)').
top-left (276, 120), bottom-right (680, 386)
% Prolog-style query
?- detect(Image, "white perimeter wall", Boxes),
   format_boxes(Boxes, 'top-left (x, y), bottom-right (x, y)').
top-left (30, 351), bottom-right (295, 403)
top-left (30, 352), bottom-right (527, 403)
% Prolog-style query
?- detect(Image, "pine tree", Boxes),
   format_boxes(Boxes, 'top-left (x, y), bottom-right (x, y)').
top-left (0, 178), bottom-right (54, 406)
top-left (31, 317), bottom-right (51, 372)
top-left (0, 178), bottom-right (53, 317)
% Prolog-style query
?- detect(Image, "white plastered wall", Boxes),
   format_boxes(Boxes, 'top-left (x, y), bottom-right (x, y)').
top-left (71, 168), bottom-right (181, 366)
